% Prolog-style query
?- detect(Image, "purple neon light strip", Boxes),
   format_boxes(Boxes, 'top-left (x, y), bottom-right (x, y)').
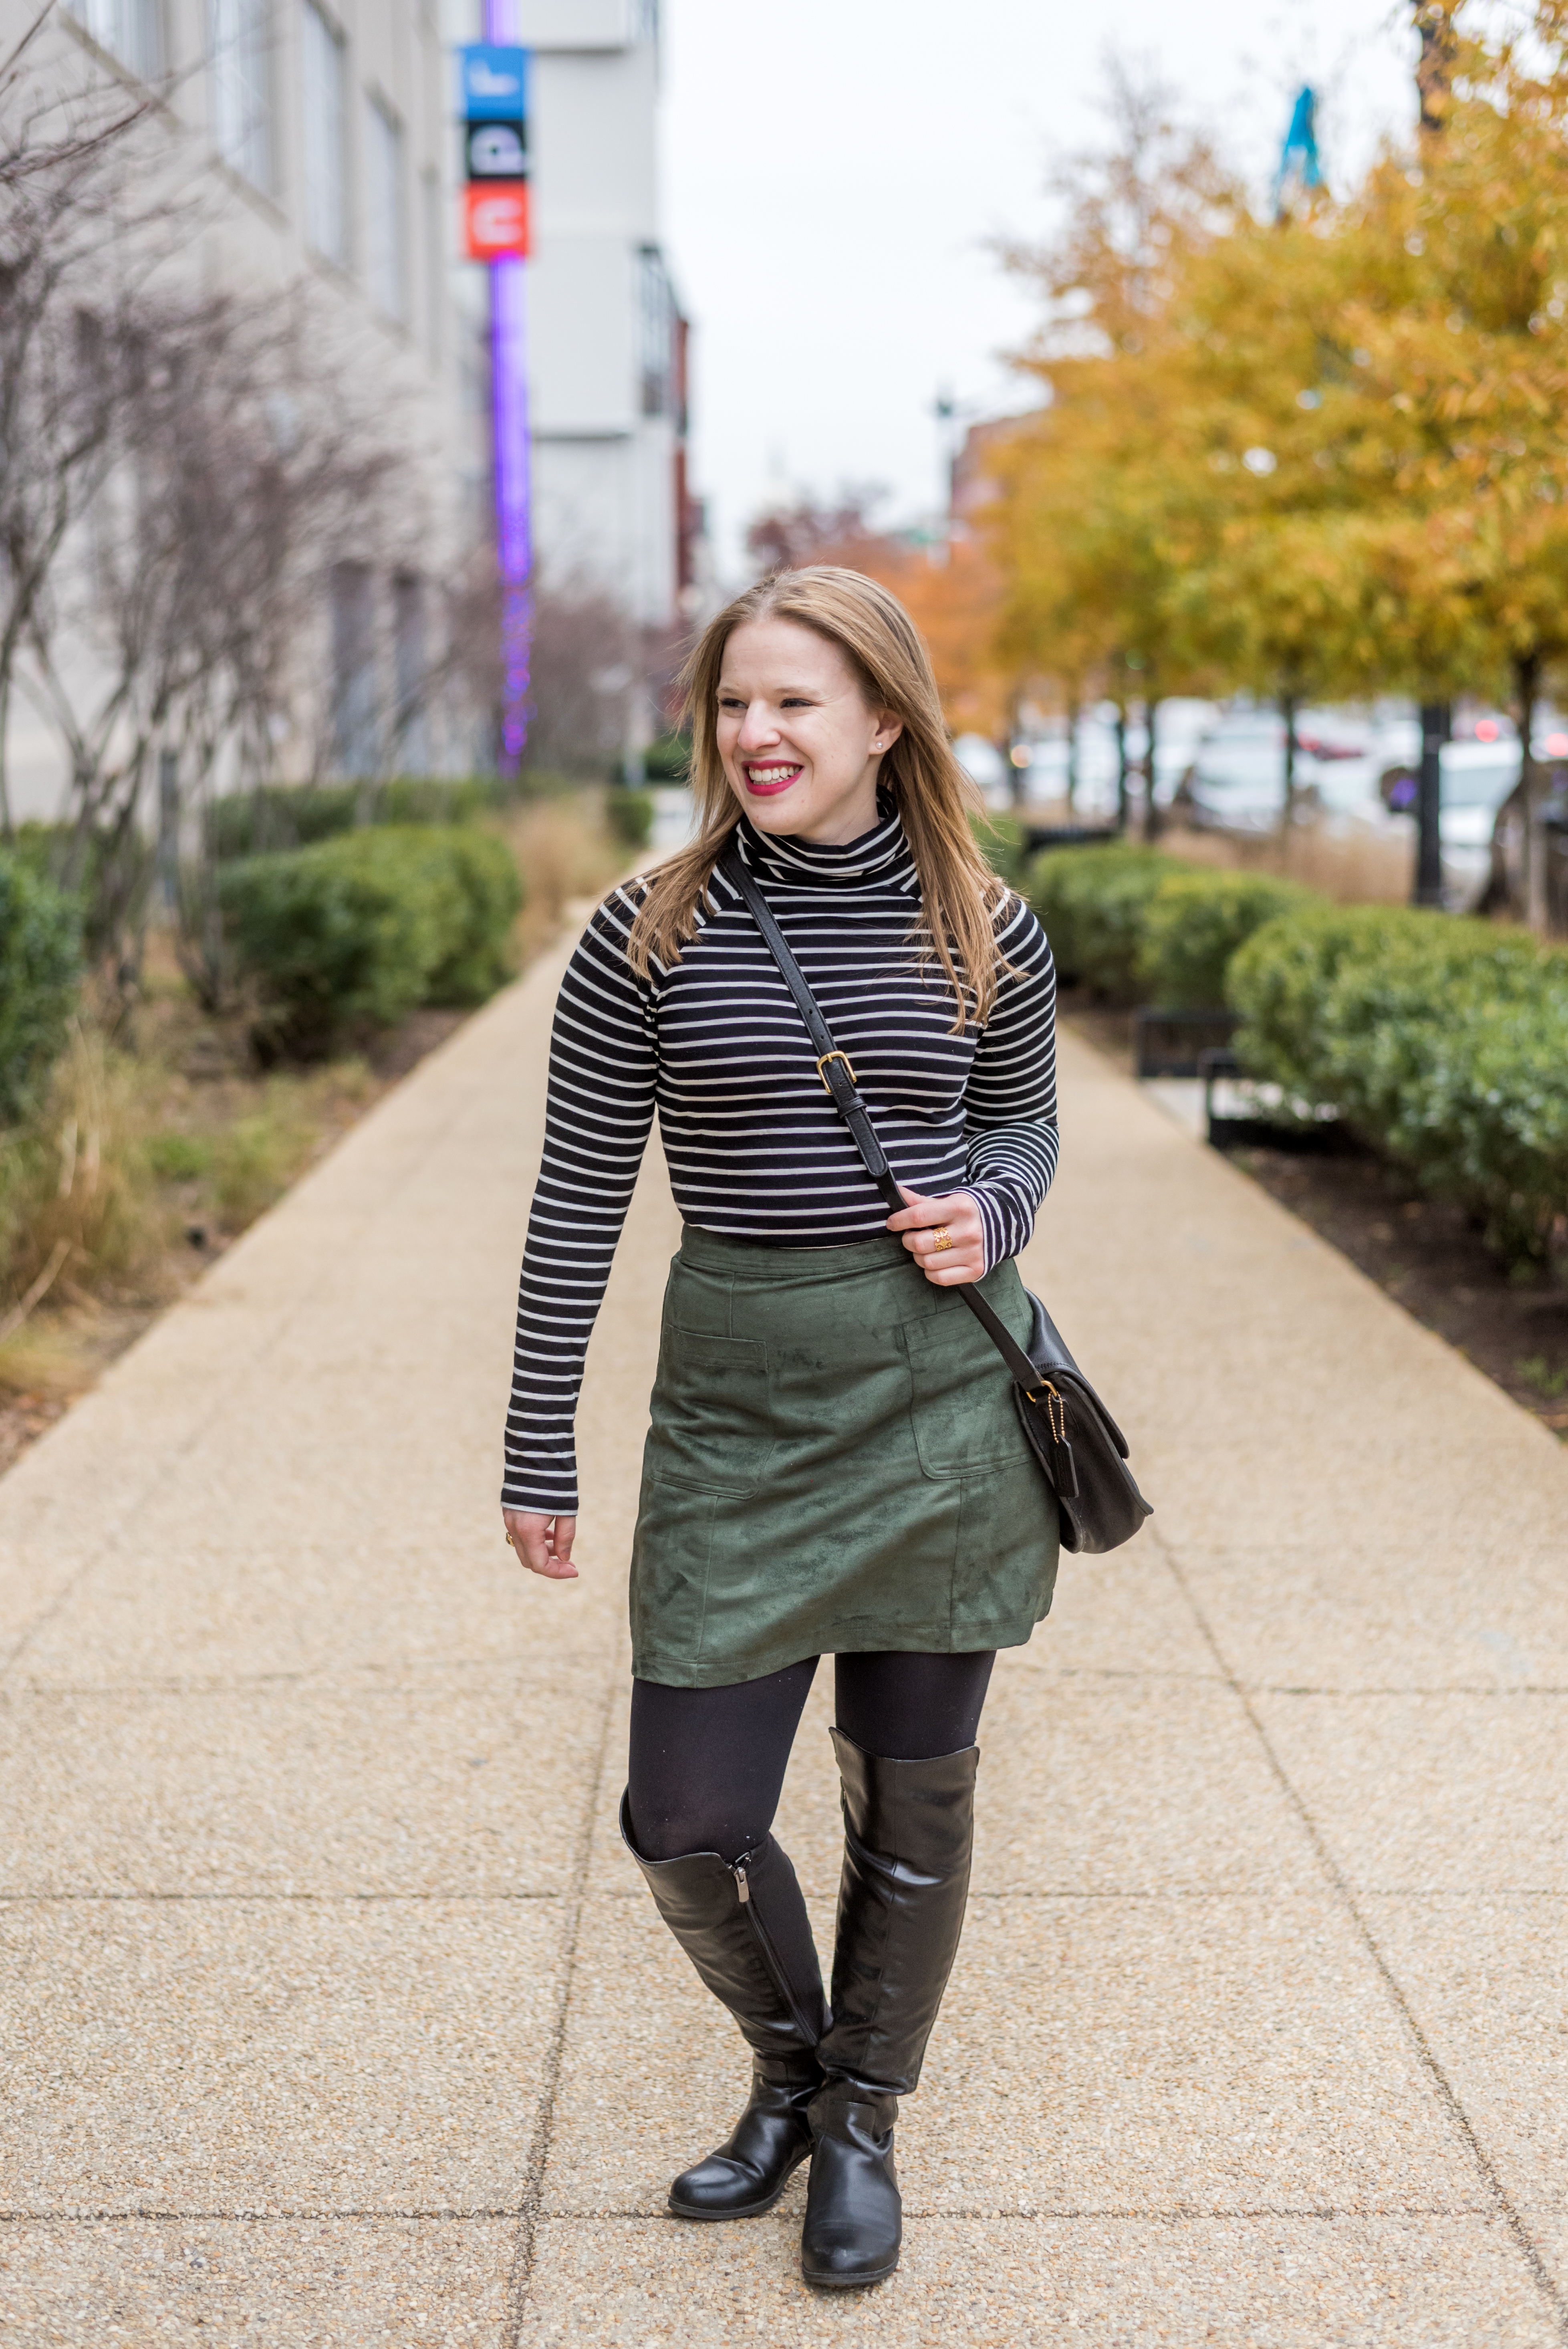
top-left (486, 0), bottom-right (530, 765)
top-left (491, 255), bottom-right (532, 762)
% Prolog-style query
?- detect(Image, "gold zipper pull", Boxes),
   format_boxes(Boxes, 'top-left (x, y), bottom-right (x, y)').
top-left (733, 1860), bottom-right (750, 1903)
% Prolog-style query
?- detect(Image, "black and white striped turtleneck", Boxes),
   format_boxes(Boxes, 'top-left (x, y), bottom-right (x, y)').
top-left (503, 802), bottom-right (1059, 1514)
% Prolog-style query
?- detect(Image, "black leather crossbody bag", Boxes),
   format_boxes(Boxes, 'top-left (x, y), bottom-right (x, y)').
top-left (720, 846), bottom-right (1153, 1556)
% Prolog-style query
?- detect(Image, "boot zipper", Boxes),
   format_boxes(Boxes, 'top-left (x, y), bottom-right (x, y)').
top-left (732, 1853), bottom-right (817, 2042)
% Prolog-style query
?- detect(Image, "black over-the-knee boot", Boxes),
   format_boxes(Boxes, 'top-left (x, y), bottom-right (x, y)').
top-left (801, 1730), bottom-right (979, 2289)
top-left (620, 1792), bottom-right (828, 2220)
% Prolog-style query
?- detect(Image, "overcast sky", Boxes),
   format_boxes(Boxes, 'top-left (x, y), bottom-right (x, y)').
top-left (659, 0), bottom-right (1420, 582)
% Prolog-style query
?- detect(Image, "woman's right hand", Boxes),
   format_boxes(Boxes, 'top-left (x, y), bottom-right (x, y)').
top-left (504, 1508), bottom-right (578, 1580)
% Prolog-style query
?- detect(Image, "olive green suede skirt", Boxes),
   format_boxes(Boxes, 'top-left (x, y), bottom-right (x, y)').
top-left (628, 1227), bottom-right (1059, 1688)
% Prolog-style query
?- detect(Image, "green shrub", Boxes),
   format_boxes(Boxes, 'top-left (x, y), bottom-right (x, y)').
top-left (1229, 904), bottom-right (1568, 1266)
top-left (8, 821), bottom-right (152, 966)
top-left (377, 776), bottom-right (502, 827)
top-left (207, 778), bottom-right (504, 861)
top-left (1137, 870), bottom-right (1317, 1009)
top-left (10, 820), bottom-right (76, 884)
top-left (1228, 906), bottom-right (1540, 1117)
top-left (607, 787), bottom-right (655, 850)
top-left (514, 767), bottom-right (581, 800)
top-left (426, 827), bottom-right (524, 1003)
top-left (971, 810), bottom-right (1030, 894)
top-left (642, 733), bottom-right (691, 784)
top-left (1027, 843), bottom-right (1196, 997)
top-left (219, 824), bottom-right (522, 1055)
top-left (208, 786), bottom-right (359, 860)
top-left (0, 853), bottom-right (83, 1121)
top-left (614, 735), bottom-right (690, 787)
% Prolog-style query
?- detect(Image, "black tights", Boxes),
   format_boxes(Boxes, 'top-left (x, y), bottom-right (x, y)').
top-left (627, 1650), bottom-right (995, 1864)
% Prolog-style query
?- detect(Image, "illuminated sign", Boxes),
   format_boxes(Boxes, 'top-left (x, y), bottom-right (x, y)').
top-left (467, 120), bottom-right (527, 179)
top-left (458, 44), bottom-right (527, 122)
top-left (464, 180), bottom-right (530, 260)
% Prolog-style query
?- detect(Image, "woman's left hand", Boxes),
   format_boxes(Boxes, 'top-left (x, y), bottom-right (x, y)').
top-left (885, 1186), bottom-right (986, 1286)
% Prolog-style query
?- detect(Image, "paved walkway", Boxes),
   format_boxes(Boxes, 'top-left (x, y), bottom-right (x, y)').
top-left (4, 931), bottom-right (1568, 2347)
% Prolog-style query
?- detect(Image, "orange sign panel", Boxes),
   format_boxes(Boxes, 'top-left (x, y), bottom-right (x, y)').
top-left (464, 181), bottom-right (530, 260)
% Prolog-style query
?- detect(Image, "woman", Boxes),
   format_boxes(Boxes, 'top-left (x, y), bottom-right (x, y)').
top-left (502, 566), bottom-right (1059, 2290)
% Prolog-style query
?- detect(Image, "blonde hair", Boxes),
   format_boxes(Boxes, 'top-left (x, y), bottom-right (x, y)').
top-left (627, 566), bottom-right (1010, 1028)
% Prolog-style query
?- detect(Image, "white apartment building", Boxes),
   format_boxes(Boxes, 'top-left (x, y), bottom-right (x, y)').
top-left (505, 0), bottom-right (702, 632)
top-left (2, 0), bottom-right (484, 815)
top-left (2, 0), bottom-right (696, 814)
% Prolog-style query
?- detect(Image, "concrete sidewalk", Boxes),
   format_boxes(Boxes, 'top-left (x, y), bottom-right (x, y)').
top-left (3, 934), bottom-right (1568, 2347)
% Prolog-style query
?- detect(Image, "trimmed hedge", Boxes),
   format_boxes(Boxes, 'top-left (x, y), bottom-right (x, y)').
top-left (1028, 845), bottom-right (1318, 1007)
top-left (972, 810), bottom-right (1031, 895)
top-left (1027, 844), bottom-right (1197, 997)
top-left (208, 779), bottom-right (504, 863)
top-left (219, 825), bottom-right (522, 1055)
top-left (641, 733), bottom-right (691, 784)
top-left (1229, 905), bottom-right (1568, 1266)
top-left (1026, 840), bottom-right (1568, 1270)
top-left (607, 786), bottom-right (655, 850)
top-left (0, 854), bottom-right (82, 1121)
top-left (431, 828), bottom-right (528, 1002)
top-left (1137, 871), bottom-right (1316, 1010)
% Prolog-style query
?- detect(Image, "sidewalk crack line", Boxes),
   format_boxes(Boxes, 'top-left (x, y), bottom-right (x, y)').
top-left (500, 1669), bottom-right (617, 2344)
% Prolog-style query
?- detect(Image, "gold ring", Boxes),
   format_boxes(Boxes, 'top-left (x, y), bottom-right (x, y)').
top-left (932, 1226), bottom-right (953, 1252)
top-left (505, 1531), bottom-right (515, 1548)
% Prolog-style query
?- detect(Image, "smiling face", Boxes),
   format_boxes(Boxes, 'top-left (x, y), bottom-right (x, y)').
top-left (715, 615), bottom-right (903, 845)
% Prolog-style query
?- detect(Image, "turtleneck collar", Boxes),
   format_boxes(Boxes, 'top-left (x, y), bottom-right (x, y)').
top-left (734, 788), bottom-right (917, 895)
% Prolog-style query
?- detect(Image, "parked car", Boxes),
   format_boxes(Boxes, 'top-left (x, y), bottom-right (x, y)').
top-left (953, 733), bottom-right (1009, 803)
top-left (1142, 699), bottom-right (1218, 807)
top-left (1378, 738), bottom-right (1568, 909)
top-left (1432, 744), bottom-right (1522, 908)
top-left (1014, 712), bottom-right (1134, 823)
top-left (1177, 708), bottom-right (1328, 833)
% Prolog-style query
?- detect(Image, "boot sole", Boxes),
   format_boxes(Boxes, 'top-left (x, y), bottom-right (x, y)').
top-left (801, 2253), bottom-right (901, 2290)
top-left (667, 2148), bottom-right (809, 2223)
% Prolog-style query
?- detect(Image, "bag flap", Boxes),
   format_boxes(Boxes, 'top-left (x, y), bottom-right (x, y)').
top-left (1025, 1293), bottom-right (1131, 1460)
top-left (1024, 1288), bottom-right (1080, 1378)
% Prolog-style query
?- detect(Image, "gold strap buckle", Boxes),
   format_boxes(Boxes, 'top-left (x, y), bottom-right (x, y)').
top-left (1026, 1378), bottom-right (1067, 1443)
top-left (816, 1049), bottom-right (857, 1095)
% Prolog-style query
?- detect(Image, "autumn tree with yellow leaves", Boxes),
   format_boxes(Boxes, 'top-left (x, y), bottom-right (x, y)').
top-left (990, 65), bottom-right (1244, 832)
top-left (988, 4), bottom-right (1568, 922)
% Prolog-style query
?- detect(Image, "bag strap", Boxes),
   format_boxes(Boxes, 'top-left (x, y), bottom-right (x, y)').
top-left (718, 843), bottom-right (1043, 1395)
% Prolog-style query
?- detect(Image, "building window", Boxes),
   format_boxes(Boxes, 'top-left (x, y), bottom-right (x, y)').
top-left (68, 0), bottom-right (163, 77)
top-left (210, 0), bottom-right (272, 193)
top-left (301, 0), bottom-right (347, 267)
top-left (330, 563), bottom-right (377, 778)
top-left (365, 99), bottom-right (405, 322)
top-left (637, 246), bottom-right (675, 419)
top-left (393, 574), bottom-right (428, 772)
top-left (420, 166), bottom-right (443, 360)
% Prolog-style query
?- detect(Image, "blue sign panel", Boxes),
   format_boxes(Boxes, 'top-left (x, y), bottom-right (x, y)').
top-left (458, 45), bottom-right (528, 123)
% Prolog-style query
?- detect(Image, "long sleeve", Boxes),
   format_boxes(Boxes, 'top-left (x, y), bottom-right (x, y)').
top-left (502, 887), bottom-right (657, 1514)
top-left (960, 894), bottom-right (1060, 1270)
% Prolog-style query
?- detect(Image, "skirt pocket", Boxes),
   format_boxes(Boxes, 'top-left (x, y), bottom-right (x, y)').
top-left (902, 1282), bottom-right (1040, 1481)
top-left (629, 1483), bottom-right (717, 1668)
top-left (645, 1326), bottom-right (775, 1494)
